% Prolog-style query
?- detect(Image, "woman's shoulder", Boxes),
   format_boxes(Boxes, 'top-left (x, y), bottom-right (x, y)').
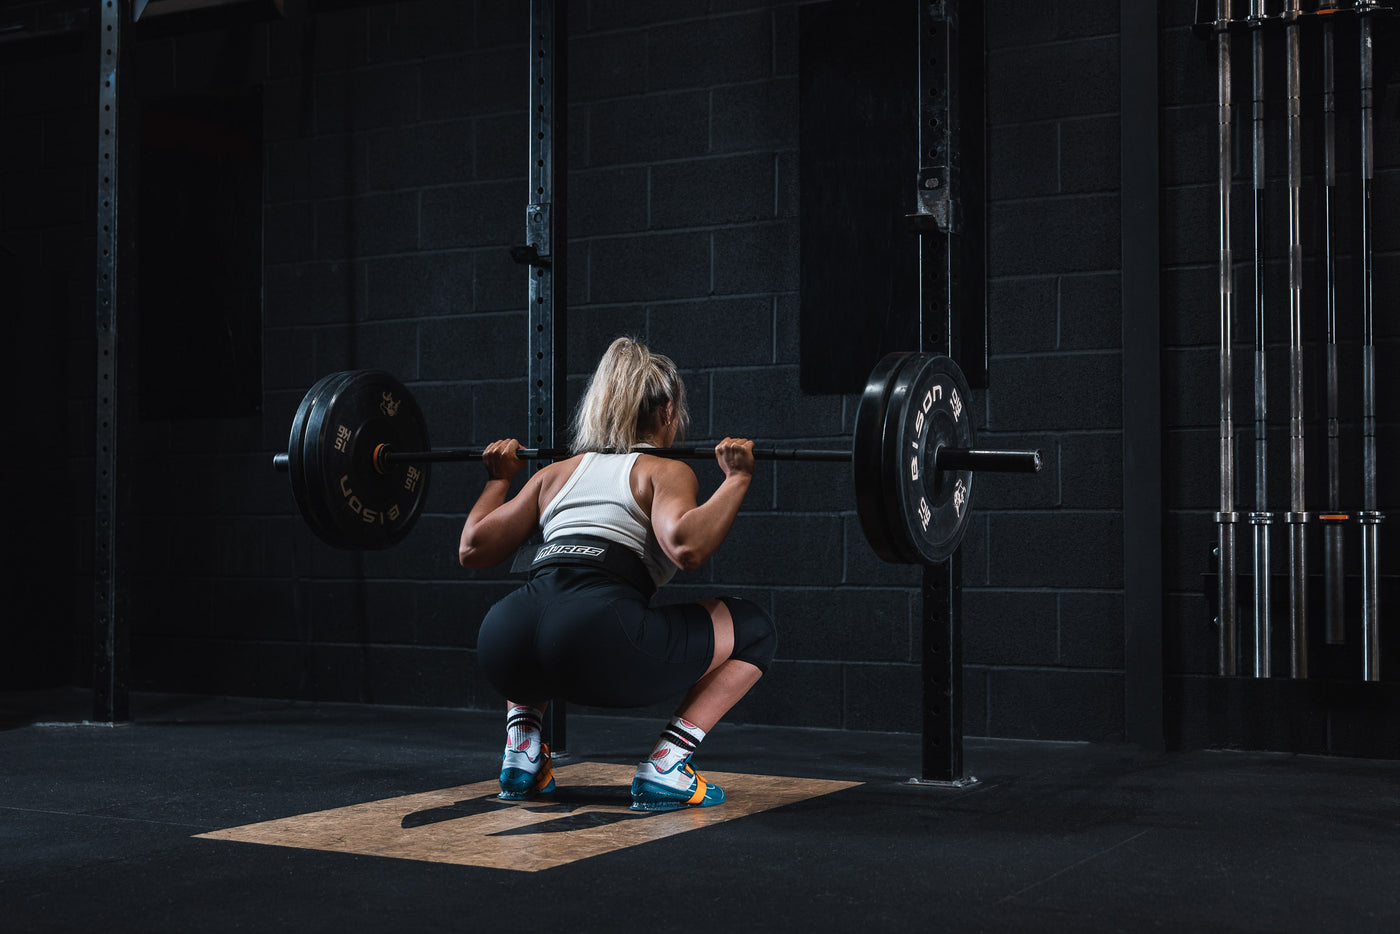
top-left (534, 452), bottom-right (588, 488)
top-left (634, 451), bottom-right (697, 485)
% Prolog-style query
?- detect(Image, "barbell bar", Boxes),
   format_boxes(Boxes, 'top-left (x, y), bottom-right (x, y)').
top-left (270, 353), bottom-right (1043, 563)
top-left (272, 444), bottom-right (1038, 472)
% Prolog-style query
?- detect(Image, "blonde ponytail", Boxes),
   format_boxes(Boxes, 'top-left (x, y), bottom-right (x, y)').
top-left (571, 337), bottom-right (689, 453)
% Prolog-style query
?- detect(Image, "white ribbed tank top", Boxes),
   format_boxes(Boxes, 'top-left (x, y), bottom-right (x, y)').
top-left (539, 451), bottom-right (677, 588)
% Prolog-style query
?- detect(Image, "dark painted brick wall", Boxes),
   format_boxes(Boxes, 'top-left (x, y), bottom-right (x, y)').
top-left (1, 30), bottom-right (94, 690)
top-left (977, 1), bottom-right (1125, 742)
top-left (0, 0), bottom-right (1127, 744)
top-left (14, 1), bottom-right (1394, 750)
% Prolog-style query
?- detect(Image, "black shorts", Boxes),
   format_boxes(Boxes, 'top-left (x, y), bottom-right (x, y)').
top-left (476, 568), bottom-right (715, 708)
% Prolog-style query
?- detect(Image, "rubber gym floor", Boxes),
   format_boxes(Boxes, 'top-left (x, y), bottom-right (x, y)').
top-left (3, 690), bottom-right (1398, 933)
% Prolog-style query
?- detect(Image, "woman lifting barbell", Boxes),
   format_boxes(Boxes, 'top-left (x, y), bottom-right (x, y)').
top-left (459, 336), bottom-right (777, 811)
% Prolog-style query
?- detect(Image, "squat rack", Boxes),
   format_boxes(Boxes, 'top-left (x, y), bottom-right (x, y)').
top-left (520, 0), bottom-right (571, 757)
top-left (87, 0), bottom-right (1000, 780)
top-left (94, 0), bottom-right (127, 724)
top-left (521, 0), bottom-right (995, 783)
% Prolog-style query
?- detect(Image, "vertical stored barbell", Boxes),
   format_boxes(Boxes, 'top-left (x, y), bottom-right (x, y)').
top-left (1199, 1), bottom-right (1390, 679)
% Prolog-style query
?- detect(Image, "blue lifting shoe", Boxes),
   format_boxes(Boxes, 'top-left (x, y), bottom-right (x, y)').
top-left (630, 754), bottom-right (724, 812)
top-left (498, 743), bottom-right (555, 800)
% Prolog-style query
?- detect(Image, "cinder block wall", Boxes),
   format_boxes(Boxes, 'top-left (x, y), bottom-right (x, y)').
top-left (0, 0), bottom-right (1129, 739)
top-left (35, 1), bottom-right (1389, 745)
top-left (974, 0), bottom-right (1125, 739)
top-left (2, 32), bottom-right (93, 692)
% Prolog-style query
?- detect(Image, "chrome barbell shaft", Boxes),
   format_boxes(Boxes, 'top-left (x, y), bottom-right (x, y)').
top-left (386, 444), bottom-right (1041, 472)
top-left (272, 446), bottom-right (1043, 474)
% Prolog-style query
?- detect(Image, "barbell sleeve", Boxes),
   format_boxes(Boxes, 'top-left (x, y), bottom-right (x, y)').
top-left (934, 448), bottom-right (1042, 474)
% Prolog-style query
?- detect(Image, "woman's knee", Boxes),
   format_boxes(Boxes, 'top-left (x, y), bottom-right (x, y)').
top-left (718, 597), bottom-right (777, 674)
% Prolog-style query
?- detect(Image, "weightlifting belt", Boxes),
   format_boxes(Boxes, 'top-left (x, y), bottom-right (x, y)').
top-left (510, 536), bottom-right (656, 599)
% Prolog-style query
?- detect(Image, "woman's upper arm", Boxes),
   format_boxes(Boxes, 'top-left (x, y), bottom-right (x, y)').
top-left (488, 479), bottom-right (544, 541)
top-left (459, 473), bottom-right (545, 567)
top-left (647, 460), bottom-right (701, 567)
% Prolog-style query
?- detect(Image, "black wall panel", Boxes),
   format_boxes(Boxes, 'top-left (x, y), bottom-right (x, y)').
top-left (796, 0), bottom-right (917, 394)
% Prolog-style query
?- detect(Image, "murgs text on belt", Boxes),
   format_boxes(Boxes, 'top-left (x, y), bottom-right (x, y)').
top-left (510, 535), bottom-right (656, 598)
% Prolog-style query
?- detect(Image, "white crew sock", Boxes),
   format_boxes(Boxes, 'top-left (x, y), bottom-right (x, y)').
top-left (639, 717), bottom-right (706, 785)
top-left (502, 705), bottom-right (544, 771)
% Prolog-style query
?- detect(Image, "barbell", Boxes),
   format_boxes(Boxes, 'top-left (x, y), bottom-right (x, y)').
top-left (271, 352), bottom-right (1041, 564)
